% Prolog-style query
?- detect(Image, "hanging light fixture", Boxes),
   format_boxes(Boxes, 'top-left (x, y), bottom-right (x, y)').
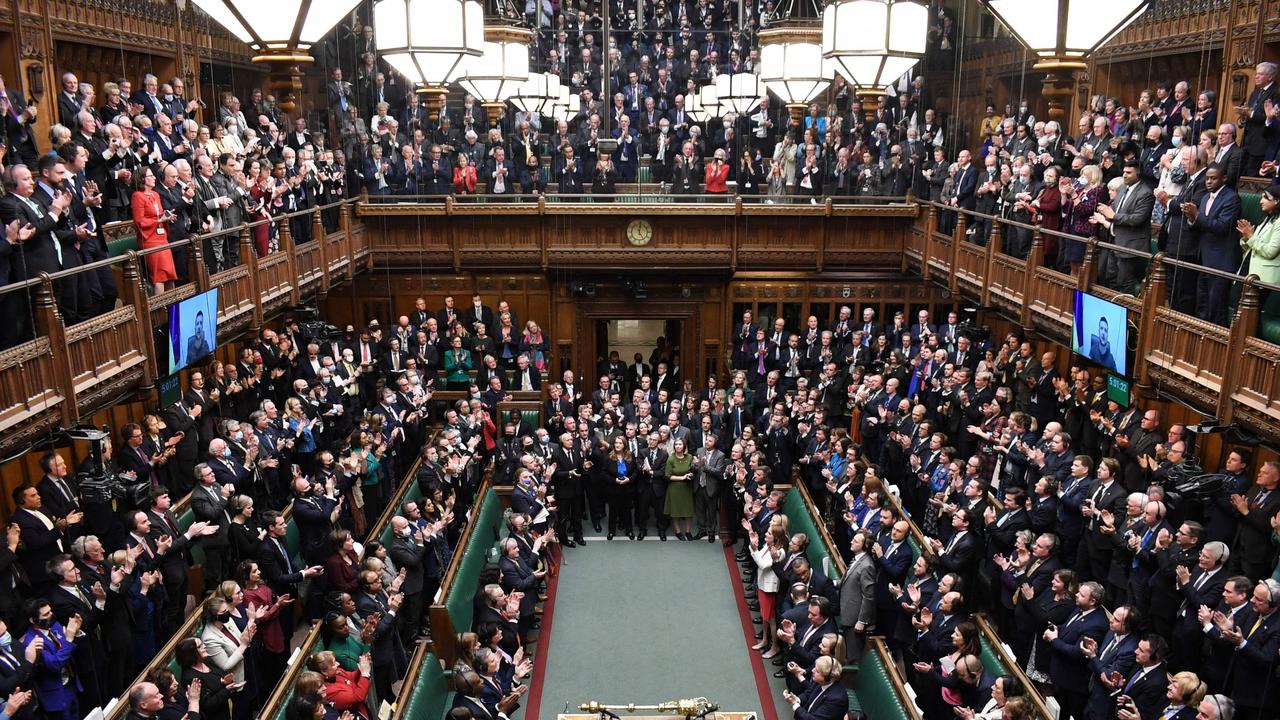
top-left (715, 73), bottom-right (762, 115)
top-left (509, 72), bottom-right (562, 118)
top-left (981, 0), bottom-right (1150, 119)
top-left (192, 0), bottom-right (361, 111)
top-left (458, 24), bottom-right (534, 119)
top-left (552, 87), bottom-right (580, 124)
top-left (823, 0), bottom-right (927, 119)
top-left (759, 24), bottom-right (832, 127)
top-left (686, 84), bottom-right (720, 123)
top-left (374, 0), bottom-right (485, 120)
top-left (192, 0), bottom-right (361, 61)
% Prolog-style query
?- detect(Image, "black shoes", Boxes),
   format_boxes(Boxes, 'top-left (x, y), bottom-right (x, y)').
top-left (747, 602), bottom-right (760, 611)
top-left (637, 531), bottom-right (647, 540)
top-left (772, 657), bottom-right (784, 666)
top-left (593, 522), bottom-right (603, 532)
top-left (694, 531), bottom-right (707, 540)
top-left (627, 532), bottom-right (635, 540)
top-left (707, 535), bottom-right (716, 544)
top-left (563, 540), bottom-right (577, 548)
top-left (607, 533), bottom-right (615, 540)
top-left (659, 533), bottom-right (668, 541)
top-left (773, 669), bottom-right (786, 678)
top-left (575, 537), bottom-right (586, 546)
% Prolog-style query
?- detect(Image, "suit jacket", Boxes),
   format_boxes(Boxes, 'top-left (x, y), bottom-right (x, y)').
top-left (1161, 169), bottom-right (1207, 259)
top-left (1193, 186), bottom-right (1242, 271)
top-left (788, 617), bottom-right (836, 668)
top-left (1234, 486), bottom-right (1280, 570)
top-left (389, 534), bottom-right (426, 595)
top-left (838, 553), bottom-right (876, 628)
top-left (793, 680), bottom-right (849, 720)
top-left (1048, 607), bottom-right (1109, 689)
top-left (498, 554), bottom-right (540, 617)
top-left (1241, 82), bottom-right (1280, 157)
top-left (356, 591), bottom-right (408, 671)
top-left (200, 621), bottom-right (248, 683)
top-left (1084, 631), bottom-right (1139, 719)
top-left (21, 623), bottom-right (79, 712)
top-left (11, 507), bottom-right (65, 582)
top-left (1108, 181), bottom-right (1156, 251)
top-left (189, 484), bottom-right (231, 548)
top-left (694, 446), bottom-right (726, 496)
top-left (0, 193), bottom-right (71, 279)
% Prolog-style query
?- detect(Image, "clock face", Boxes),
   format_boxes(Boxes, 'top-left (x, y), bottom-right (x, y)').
top-left (626, 219), bottom-right (653, 246)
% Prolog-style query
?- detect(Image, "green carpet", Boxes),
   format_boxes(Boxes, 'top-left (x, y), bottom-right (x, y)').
top-left (533, 535), bottom-right (792, 720)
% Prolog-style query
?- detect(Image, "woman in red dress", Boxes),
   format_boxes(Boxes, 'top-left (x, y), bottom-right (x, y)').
top-left (132, 166), bottom-right (177, 293)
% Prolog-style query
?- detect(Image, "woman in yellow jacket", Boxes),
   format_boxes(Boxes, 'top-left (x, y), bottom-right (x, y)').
top-left (1238, 183), bottom-right (1280, 308)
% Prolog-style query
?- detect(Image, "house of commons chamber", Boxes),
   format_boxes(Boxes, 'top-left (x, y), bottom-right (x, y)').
top-left (4, 0), bottom-right (1280, 718)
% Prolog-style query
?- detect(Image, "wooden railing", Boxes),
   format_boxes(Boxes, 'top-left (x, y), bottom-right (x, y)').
top-left (0, 201), bottom-right (365, 456)
top-left (910, 202), bottom-right (1280, 442)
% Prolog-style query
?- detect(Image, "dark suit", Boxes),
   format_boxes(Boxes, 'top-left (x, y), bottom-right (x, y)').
top-left (1116, 662), bottom-right (1171, 720)
top-left (189, 484), bottom-right (231, 583)
top-left (1240, 81), bottom-right (1280, 175)
top-left (10, 507), bottom-right (65, 588)
top-left (1192, 185), bottom-right (1242, 325)
top-left (1084, 631), bottom-right (1139, 720)
top-left (1232, 486), bottom-right (1280, 579)
top-left (1048, 608), bottom-right (1109, 720)
top-left (356, 590), bottom-right (409, 701)
top-left (791, 680), bottom-right (848, 720)
top-left (1160, 169), bottom-right (1208, 313)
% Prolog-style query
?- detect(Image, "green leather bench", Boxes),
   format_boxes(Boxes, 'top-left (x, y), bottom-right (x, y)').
top-left (103, 221), bottom-right (140, 257)
top-left (443, 486), bottom-right (505, 632)
top-left (1239, 191), bottom-right (1280, 343)
top-left (849, 640), bottom-right (918, 720)
top-left (401, 652), bottom-right (454, 720)
top-left (782, 487), bottom-right (842, 582)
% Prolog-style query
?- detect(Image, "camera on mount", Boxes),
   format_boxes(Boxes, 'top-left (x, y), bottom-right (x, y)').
top-left (62, 425), bottom-right (152, 508)
top-left (293, 304), bottom-right (342, 342)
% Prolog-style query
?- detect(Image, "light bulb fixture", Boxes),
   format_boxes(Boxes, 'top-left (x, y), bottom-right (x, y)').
top-left (715, 73), bottom-right (763, 115)
top-left (822, 0), bottom-right (927, 95)
top-left (374, 0), bottom-right (484, 119)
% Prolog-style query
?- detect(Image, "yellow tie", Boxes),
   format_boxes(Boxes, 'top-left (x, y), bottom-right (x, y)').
top-left (1249, 615), bottom-right (1264, 638)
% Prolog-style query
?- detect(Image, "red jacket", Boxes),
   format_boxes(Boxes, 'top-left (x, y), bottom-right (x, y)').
top-left (705, 160), bottom-right (730, 193)
top-left (324, 667), bottom-right (371, 715)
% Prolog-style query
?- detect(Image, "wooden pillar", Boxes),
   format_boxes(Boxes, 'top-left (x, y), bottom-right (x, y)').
top-left (921, 205), bottom-right (936, 281)
top-left (340, 202), bottom-right (355, 281)
top-left (280, 215), bottom-right (300, 306)
top-left (982, 221), bottom-right (1001, 308)
top-left (189, 236), bottom-right (211, 291)
top-left (1023, 229), bottom-right (1044, 333)
top-left (34, 276), bottom-right (77, 426)
top-left (950, 212), bottom-right (965, 294)
top-left (1134, 254), bottom-right (1169, 390)
top-left (239, 227), bottom-right (263, 336)
top-left (121, 254), bottom-right (155, 390)
top-left (1218, 279), bottom-right (1260, 424)
top-left (312, 209), bottom-right (329, 299)
top-left (1079, 240), bottom-right (1098, 291)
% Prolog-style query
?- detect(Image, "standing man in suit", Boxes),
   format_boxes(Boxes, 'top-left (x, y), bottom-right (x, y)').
top-left (388, 516), bottom-right (427, 643)
top-left (636, 432), bottom-right (669, 541)
top-left (779, 597), bottom-right (837, 683)
top-left (1189, 164), bottom-right (1242, 326)
top-left (355, 569), bottom-right (408, 703)
top-left (0, 163), bottom-right (79, 345)
top-left (1094, 162), bottom-right (1155, 295)
top-left (1157, 146), bottom-right (1208, 314)
top-left (839, 530), bottom-right (877, 662)
top-left (1235, 62), bottom-right (1279, 176)
top-left (1171, 542), bottom-right (1229, 671)
top-left (189, 463), bottom-right (234, 585)
top-left (551, 432), bottom-right (587, 546)
top-left (948, 149), bottom-right (977, 212)
top-left (10, 485), bottom-right (73, 591)
top-left (1213, 579), bottom-right (1280, 718)
top-left (782, 656), bottom-right (848, 720)
top-left (1112, 634), bottom-right (1172, 720)
top-left (1212, 123), bottom-right (1244, 186)
top-left (1046, 581), bottom-right (1110, 720)
top-left (1228, 461), bottom-right (1280, 579)
top-left (1081, 604), bottom-right (1140, 720)
top-left (692, 433), bottom-right (726, 543)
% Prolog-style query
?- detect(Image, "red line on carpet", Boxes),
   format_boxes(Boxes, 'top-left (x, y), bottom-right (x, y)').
top-left (722, 543), bottom-right (782, 720)
top-left (524, 544), bottom-right (562, 720)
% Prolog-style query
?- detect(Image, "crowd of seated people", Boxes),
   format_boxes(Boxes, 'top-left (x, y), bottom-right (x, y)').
top-left (937, 61), bottom-right (1280, 330)
top-left (0, 294), bottom-right (557, 719)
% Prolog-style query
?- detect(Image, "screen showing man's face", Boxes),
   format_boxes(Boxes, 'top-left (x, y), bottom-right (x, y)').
top-left (1097, 317), bottom-right (1109, 352)
top-left (194, 313), bottom-right (204, 337)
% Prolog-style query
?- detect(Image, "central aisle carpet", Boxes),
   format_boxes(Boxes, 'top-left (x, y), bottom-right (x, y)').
top-left (530, 537), bottom-right (792, 720)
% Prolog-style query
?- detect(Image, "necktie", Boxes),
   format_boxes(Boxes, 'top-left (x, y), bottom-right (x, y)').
top-left (1248, 614), bottom-right (1263, 638)
top-left (1203, 192), bottom-right (1215, 217)
top-left (1101, 634), bottom-right (1120, 659)
top-left (1252, 490), bottom-right (1270, 509)
top-left (275, 538), bottom-right (293, 574)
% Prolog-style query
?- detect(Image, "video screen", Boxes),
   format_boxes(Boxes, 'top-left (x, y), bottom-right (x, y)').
top-left (1072, 290), bottom-right (1128, 377)
top-left (168, 288), bottom-right (219, 374)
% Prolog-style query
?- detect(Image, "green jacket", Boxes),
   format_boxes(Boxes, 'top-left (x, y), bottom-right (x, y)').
top-left (1244, 217), bottom-right (1280, 286)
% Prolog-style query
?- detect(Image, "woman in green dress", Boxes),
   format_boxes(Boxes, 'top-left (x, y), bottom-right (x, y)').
top-left (664, 438), bottom-right (696, 540)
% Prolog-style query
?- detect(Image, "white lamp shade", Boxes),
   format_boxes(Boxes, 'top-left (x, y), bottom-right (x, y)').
top-left (760, 41), bottom-right (832, 105)
top-left (509, 73), bottom-right (561, 116)
top-left (192, 0), bottom-right (361, 53)
top-left (823, 0), bottom-right (926, 91)
top-left (553, 90), bottom-right (580, 122)
top-left (375, 0), bottom-right (484, 86)
top-left (685, 84), bottom-right (720, 122)
top-left (984, 0), bottom-right (1149, 59)
top-left (458, 38), bottom-right (531, 103)
top-left (715, 73), bottom-right (762, 115)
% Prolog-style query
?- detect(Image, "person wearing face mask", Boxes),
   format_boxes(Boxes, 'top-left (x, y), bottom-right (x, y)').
top-left (21, 599), bottom-right (82, 720)
top-left (0, 617), bottom-right (39, 719)
top-left (196, 596), bottom-right (257, 719)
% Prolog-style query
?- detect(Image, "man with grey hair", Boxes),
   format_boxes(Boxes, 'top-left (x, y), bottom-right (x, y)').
top-left (131, 73), bottom-right (165, 119)
top-left (1213, 122), bottom-right (1243, 186)
top-left (193, 153), bottom-right (231, 272)
top-left (1236, 61), bottom-right (1278, 175)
